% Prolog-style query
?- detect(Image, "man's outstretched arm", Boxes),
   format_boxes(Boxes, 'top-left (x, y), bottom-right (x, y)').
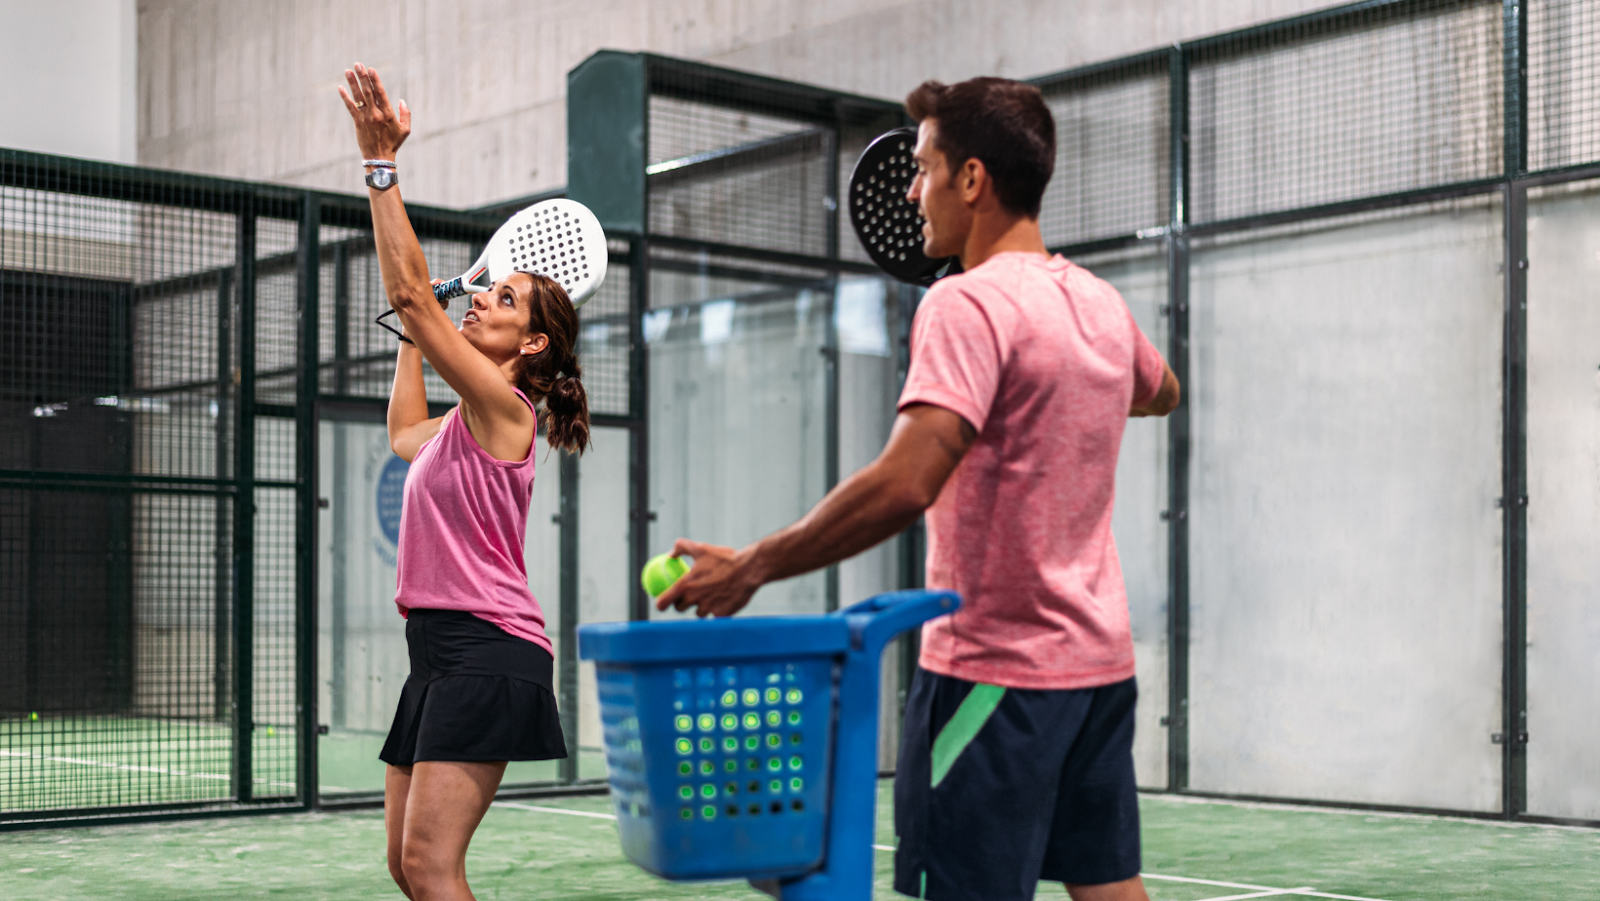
top-left (656, 403), bottom-right (977, 618)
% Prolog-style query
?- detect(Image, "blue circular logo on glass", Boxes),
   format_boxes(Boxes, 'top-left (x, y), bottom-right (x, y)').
top-left (376, 456), bottom-right (409, 545)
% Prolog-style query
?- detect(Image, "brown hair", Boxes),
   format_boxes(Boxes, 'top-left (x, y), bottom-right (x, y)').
top-left (905, 78), bottom-right (1056, 218)
top-left (513, 272), bottom-right (590, 455)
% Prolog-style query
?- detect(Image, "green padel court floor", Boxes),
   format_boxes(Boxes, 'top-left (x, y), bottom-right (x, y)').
top-left (0, 717), bottom-right (603, 808)
top-left (2, 780), bottom-right (1596, 900)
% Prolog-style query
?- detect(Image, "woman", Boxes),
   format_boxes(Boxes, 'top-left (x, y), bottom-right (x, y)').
top-left (339, 63), bottom-right (587, 901)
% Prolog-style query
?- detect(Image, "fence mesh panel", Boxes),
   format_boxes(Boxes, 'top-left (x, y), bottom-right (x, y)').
top-left (1038, 61), bottom-right (1171, 248)
top-left (649, 96), bottom-right (831, 257)
top-left (579, 244), bottom-right (632, 418)
top-left (1189, 0), bottom-right (1502, 225)
top-left (1528, 0), bottom-right (1600, 172)
top-left (0, 166), bottom-right (251, 820)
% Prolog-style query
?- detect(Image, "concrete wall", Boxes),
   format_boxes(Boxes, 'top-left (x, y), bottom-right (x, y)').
top-left (137, 0), bottom-right (1337, 208)
top-left (1187, 201), bottom-right (1506, 811)
top-left (0, 0), bottom-right (136, 162)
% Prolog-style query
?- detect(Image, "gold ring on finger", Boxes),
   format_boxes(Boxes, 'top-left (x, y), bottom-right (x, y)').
top-left (355, 100), bottom-right (365, 109)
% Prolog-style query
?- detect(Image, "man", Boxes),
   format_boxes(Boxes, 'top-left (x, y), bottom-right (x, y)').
top-left (656, 76), bottom-right (1180, 901)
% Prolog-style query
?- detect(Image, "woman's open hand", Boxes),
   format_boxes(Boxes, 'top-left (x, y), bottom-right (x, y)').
top-left (338, 63), bottom-right (410, 161)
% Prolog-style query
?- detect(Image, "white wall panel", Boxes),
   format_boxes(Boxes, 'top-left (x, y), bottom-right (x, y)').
top-left (832, 276), bottom-right (903, 770)
top-left (648, 291), bottom-right (830, 619)
top-left (577, 426), bottom-right (633, 780)
top-left (315, 419), bottom-right (409, 793)
top-left (1525, 182), bottom-right (1600, 821)
top-left (1187, 203), bottom-right (1504, 811)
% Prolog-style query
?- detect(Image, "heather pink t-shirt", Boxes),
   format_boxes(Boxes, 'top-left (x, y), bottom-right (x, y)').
top-left (393, 390), bottom-right (552, 655)
top-left (899, 252), bottom-right (1166, 690)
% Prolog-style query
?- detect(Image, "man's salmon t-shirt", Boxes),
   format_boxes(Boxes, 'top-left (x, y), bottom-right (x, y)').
top-left (899, 251), bottom-right (1167, 690)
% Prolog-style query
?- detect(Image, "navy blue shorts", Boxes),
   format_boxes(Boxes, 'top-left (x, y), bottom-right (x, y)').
top-left (893, 668), bottom-right (1141, 900)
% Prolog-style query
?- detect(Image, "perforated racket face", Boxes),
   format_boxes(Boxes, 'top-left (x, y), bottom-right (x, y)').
top-left (848, 127), bottom-right (957, 287)
top-left (487, 199), bottom-right (608, 307)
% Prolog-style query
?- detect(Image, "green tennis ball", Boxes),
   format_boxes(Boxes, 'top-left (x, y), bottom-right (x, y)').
top-left (266, 727), bottom-right (275, 737)
top-left (641, 553), bottom-right (689, 598)
top-left (29, 712), bottom-right (38, 722)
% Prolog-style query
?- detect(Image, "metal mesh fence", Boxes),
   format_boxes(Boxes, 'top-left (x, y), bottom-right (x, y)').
top-left (649, 96), bottom-right (832, 258)
top-left (0, 165), bottom-right (252, 821)
top-left (1189, 0), bottom-right (1502, 226)
top-left (1528, 0), bottom-right (1600, 172)
top-left (648, 96), bottom-right (811, 166)
top-left (838, 124), bottom-right (889, 266)
top-left (1038, 59), bottom-right (1171, 247)
top-left (579, 242), bottom-right (632, 418)
top-left (254, 218), bottom-right (300, 408)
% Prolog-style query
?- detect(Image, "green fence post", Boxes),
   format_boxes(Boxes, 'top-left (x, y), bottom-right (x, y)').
top-left (558, 450), bottom-right (581, 783)
top-left (232, 195), bottom-right (257, 803)
top-left (1165, 44), bottom-right (1192, 794)
top-left (215, 267), bottom-right (234, 724)
top-left (295, 193), bottom-right (322, 808)
top-left (1500, 0), bottom-right (1529, 820)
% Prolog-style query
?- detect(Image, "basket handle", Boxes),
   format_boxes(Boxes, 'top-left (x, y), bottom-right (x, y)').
top-left (841, 589), bottom-right (961, 654)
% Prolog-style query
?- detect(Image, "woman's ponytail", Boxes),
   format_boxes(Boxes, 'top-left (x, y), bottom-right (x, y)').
top-left (513, 273), bottom-right (591, 455)
top-left (541, 368), bottom-right (590, 454)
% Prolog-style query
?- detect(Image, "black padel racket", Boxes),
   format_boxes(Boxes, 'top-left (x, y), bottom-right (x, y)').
top-left (847, 127), bottom-right (961, 287)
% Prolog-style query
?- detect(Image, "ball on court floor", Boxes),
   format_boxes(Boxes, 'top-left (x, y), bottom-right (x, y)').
top-left (641, 553), bottom-right (689, 597)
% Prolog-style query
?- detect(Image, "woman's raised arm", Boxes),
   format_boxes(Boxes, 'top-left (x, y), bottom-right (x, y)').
top-left (338, 64), bottom-right (534, 451)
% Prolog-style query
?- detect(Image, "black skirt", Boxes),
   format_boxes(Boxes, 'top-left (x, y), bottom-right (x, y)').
top-left (379, 608), bottom-right (567, 766)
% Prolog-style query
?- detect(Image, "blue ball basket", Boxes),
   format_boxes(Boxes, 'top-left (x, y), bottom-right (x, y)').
top-left (578, 589), bottom-right (960, 901)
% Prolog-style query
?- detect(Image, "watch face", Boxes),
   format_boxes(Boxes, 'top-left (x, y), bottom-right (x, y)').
top-left (367, 168), bottom-right (396, 189)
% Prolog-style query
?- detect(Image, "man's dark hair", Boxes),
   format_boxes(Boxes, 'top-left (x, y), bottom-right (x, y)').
top-left (905, 78), bottom-right (1055, 218)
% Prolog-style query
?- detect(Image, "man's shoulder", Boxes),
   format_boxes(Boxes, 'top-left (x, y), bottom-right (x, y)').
top-left (925, 253), bottom-right (1036, 306)
top-left (925, 252), bottom-right (1108, 316)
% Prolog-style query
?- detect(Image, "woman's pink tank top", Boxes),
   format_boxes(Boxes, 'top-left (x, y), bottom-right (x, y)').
top-left (393, 389), bottom-right (551, 655)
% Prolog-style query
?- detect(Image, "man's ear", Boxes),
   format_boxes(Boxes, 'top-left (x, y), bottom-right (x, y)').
top-left (959, 158), bottom-right (987, 205)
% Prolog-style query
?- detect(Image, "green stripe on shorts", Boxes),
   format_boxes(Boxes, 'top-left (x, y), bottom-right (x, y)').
top-left (929, 683), bottom-right (1006, 788)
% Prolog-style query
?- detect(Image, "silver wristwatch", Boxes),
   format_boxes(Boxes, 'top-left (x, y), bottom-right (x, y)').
top-left (365, 166), bottom-right (398, 191)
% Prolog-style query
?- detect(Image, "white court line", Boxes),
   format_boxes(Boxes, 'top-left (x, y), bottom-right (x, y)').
top-left (1140, 873), bottom-right (1392, 901)
top-left (492, 801), bottom-right (620, 820)
top-left (1140, 791), bottom-right (1596, 834)
top-left (0, 748), bottom-right (335, 792)
top-left (1190, 890), bottom-right (1313, 901)
top-left (500, 806), bottom-right (1394, 901)
top-left (2, 748), bottom-right (230, 780)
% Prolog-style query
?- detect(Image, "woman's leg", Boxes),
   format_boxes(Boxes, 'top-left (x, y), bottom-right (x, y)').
top-left (385, 764), bottom-right (416, 899)
top-left (399, 760), bottom-right (508, 901)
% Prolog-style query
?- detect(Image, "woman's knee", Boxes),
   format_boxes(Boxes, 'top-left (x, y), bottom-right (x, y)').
top-left (399, 839), bottom-right (455, 890)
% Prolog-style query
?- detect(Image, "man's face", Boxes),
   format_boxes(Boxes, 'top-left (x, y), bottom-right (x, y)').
top-left (907, 119), bottom-right (973, 260)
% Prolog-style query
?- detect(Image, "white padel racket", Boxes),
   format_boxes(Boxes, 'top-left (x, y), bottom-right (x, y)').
top-left (433, 198), bottom-right (607, 307)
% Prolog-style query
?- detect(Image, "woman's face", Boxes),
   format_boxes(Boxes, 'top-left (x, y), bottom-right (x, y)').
top-left (460, 273), bottom-right (548, 362)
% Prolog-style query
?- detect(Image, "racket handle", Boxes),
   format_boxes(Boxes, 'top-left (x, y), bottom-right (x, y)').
top-left (431, 278), bottom-right (489, 304)
top-left (433, 278), bottom-right (467, 304)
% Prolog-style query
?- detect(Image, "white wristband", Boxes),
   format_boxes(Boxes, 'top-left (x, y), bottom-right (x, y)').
top-left (362, 159), bottom-right (396, 169)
